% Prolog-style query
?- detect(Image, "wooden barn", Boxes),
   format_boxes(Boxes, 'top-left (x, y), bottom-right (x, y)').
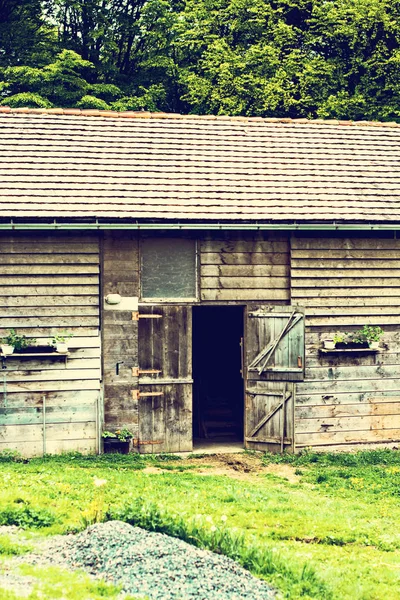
top-left (1, 107), bottom-right (400, 456)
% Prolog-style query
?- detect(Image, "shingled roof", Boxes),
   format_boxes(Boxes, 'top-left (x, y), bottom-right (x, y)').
top-left (1, 107), bottom-right (400, 223)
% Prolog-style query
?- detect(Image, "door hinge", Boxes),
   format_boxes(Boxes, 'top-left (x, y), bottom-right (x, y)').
top-left (131, 389), bottom-right (164, 400)
top-left (132, 312), bottom-right (163, 321)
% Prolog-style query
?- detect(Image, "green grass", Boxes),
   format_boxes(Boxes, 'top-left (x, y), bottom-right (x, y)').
top-left (0, 449), bottom-right (400, 599)
top-left (0, 563), bottom-right (145, 600)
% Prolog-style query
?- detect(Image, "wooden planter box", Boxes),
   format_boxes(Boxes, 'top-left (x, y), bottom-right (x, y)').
top-left (103, 438), bottom-right (131, 454)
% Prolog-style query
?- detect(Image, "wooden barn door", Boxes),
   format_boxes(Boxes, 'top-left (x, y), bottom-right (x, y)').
top-left (244, 306), bottom-right (304, 453)
top-left (137, 305), bottom-right (192, 453)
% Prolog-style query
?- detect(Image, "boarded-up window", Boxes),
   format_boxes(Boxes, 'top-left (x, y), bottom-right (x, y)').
top-left (141, 238), bottom-right (197, 299)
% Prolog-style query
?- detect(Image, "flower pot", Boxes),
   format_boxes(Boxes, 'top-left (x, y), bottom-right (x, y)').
top-left (55, 342), bottom-right (69, 353)
top-left (323, 340), bottom-right (335, 349)
top-left (1, 344), bottom-right (14, 355)
top-left (369, 341), bottom-right (380, 349)
top-left (103, 438), bottom-right (131, 454)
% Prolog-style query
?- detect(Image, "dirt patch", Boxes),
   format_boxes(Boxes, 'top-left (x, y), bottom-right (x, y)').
top-left (166, 453), bottom-right (300, 483)
top-left (142, 466), bottom-right (164, 475)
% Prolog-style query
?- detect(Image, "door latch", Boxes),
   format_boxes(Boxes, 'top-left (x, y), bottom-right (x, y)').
top-left (116, 361), bottom-right (124, 375)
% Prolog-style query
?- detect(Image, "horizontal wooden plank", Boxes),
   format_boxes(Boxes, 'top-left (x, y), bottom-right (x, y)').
top-left (293, 277), bottom-right (400, 288)
top-left (305, 364), bottom-right (400, 381)
top-left (305, 351), bottom-right (400, 368)
top-left (291, 258), bottom-right (400, 269)
top-left (296, 391), bottom-right (400, 406)
top-left (293, 269), bottom-right (400, 278)
top-left (297, 297), bottom-right (400, 307)
top-left (0, 316), bottom-right (99, 327)
top-left (200, 241), bottom-right (288, 253)
top-left (200, 265), bottom-right (289, 277)
top-left (291, 238), bottom-right (400, 250)
top-left (0, 265), bottom-right (99, 275)
top-left (3, 357), bottom-right (100, 371)
top-left (0, 422), bottom-right (96, 443)
top-left (0, 439), bottom-right (96, 457)
top-left (0, 286), bottom-right (99, 296)
top-left (2, 390), bottom-right (100, 408)
top-left (0, 275), bottom-right (98, 285)
top-left (304, 307), bottom-right (400, 316)
top-left (201, 252), bottom-right (289, 265)
top-left (201, 276), bottom-right (289, 289)
top-left (0, 254), bottom-right (99, 265)
top-left (292, 287), bottom-right (400, 298)
top-left (305, 316), bottom-right (400, 326)
top-left (2, 380), bottom-right (101, 392)
top-left (296, 429), bottom-right (400, 447)
top-left (296, 414), bottom-right (400, 433)
top-left (297, 378), bottom-right (400, 394)
top-left (0, 327), bottom-right (99, 338)
top-left (0, 295), bottom-right (99, 307)
top-left (2, 368), bottom-right (100, 382)
top-left (0, 233), bottom-right (98, 243)
top-left (0, 242), bottom-right (98, 253)
top-left (291, 258), bottom-right (400, 270)
top-left (3, 306), bottom-right (99, 317)
top-left (201, 289), bottom-right (290, 301)
top-left (292, 250), bottom-right (400, 259)
top-left (296, 401), bottom-right (400, 419)
top-left (0, 405), bottom-right (96, 426)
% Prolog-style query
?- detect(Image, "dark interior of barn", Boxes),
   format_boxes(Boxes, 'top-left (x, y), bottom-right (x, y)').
top-left (192, 306), bottom-right (244, 443)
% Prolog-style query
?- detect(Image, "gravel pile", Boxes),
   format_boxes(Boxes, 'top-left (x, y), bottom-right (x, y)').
top-left (39, 521), bottom-right (276, 600)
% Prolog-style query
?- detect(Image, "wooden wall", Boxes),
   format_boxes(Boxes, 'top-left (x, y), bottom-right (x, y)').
top-left (200, 232), bottom-right (290, 302)
top-left (0, 232), bottom-right (101, 457)
top-left (101, 231), bottom-right (139, 437)
top-left (292, 232), bottom-right (400, 451)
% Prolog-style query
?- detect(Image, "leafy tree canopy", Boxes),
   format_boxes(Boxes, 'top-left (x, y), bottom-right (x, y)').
top-left (0, 0), bottom-right (399, 120)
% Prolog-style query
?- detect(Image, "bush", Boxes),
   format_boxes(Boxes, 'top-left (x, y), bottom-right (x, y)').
top-left (0, 505), bottom-right (57, 529)
top-left (1, 92), bottom-right (52, 108)
top-left (76, 95), bottom-right (110, 110)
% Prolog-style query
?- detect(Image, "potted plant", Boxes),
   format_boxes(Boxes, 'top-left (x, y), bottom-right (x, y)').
top-left (323, 337), bottom-right (335, 350)
top-left (51, 331), bottom-right (73, 353)
top-left (102, 429), bottom-right (133, 454)
top-left (0, 329), bottom-right (36, 355)
top-left (358, 325), bottom-right (384, 349)
top-left (333, 333), bottom-right (348, 349)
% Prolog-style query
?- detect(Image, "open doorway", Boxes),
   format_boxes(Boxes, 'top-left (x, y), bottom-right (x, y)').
top-left (192, 306), bottom-right (244, 448)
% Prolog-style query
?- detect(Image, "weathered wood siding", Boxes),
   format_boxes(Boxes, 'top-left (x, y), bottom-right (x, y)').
top-left (292, 232), bottom-right (400, 450)
top-left (200, 232), bottom-right (290, 302)
top-left (101, 231), bottom-right (139, 437)
top-left (0, 232), bottom-right (101, 456)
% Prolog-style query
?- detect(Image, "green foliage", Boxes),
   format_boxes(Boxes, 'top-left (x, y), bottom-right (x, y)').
top-left (76, 95), bottom-right (110, 110)
top-left (2, 451), bottom-right (400, 597)
top-left (1, 0), bottom-right (400, 119)
top-left (0, 449), bottom-right (24, 463)
top-left (108, 498), bottom-right (332, 599)
top-left (0, 329), bottom-right (36, 351)
top-left (0, 535), bottom-right (31, 556)
top-left (0, 505), bottom-right (57, 529)
top-left (0, 93), bottom-right (52, 108)
top-left (102, 428), bottom-right (133, 441)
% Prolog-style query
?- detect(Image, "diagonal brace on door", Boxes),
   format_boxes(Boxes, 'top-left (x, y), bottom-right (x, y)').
top-left (247, 391), bottom-right (292, 438)
top-left (248, 312), bottom-right (302, 375)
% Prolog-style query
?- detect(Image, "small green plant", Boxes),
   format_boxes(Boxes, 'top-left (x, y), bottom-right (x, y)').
top-left (51, 331), bottom-right (74, 344)
top-left (333, 332), bottom-right (347, 344)
top-left (0, 505), bottom-right (57, 529)
top-left (102, 429), bottom-right (133, 442)
top-left (358, 325), bottom-right (384, 343)
top-left (1, 329), bottom-right (36, 351)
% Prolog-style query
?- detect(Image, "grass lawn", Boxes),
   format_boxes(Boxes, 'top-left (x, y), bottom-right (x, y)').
top-left (0, 449), bottom-right (400, 599)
